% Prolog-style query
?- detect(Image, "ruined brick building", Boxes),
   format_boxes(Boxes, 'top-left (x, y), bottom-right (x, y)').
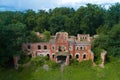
top-left (22, 32), bottom-right (94, 64)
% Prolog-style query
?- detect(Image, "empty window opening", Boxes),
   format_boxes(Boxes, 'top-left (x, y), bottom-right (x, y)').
top-left (44, 45), bottom-right (47, 49)
top-left (76, 47), bottom-right (79, 50)
top-left (52, 46), bottom-right (55, 50)
top-left (69, 55), bottom-right (72, 59)
top-left (76, 54), bottom-right (79, 59)
top-left (58, 46), bottom-right (62, 52)
top-left (38, 45), bottom-right (41, 49)
top-left (80, 47), bottom-right (82, 50)
top-left (83, 54), bottom-right (86, 59)
top-left (52, 55), bottom-right (54, 58)
top-left (27, 45), bottom-right (31, 49)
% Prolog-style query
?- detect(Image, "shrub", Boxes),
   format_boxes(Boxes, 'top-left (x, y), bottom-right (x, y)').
top-left (78, 60), bottom-right (92, 68)
top-left (69, 59), bottom-right (79, 66)
top-left (31, 56), bottom-right (45, 67)
top-left (70, 59), bottom-right (92, 68)
top-left (47, 60), bottom-right (60, 69)
top-left (18, 55), bottom-right (31, 64)
top-left (92, 47), bottom-right (102, 64)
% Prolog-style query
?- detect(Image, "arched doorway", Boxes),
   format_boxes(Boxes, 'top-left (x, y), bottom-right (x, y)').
top-left (57, 55), bottom-right (67, 64)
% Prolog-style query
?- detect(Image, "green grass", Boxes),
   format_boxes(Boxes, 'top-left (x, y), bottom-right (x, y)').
top-left (0, 59), bottom-right (120, 80)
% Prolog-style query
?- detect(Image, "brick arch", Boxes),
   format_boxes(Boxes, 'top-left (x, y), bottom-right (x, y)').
top-left (52, 53), bottom-right (55, 59)
top-left (69, 54), bottom-right (73, 59)
top-left (75, 53), bottom-right (80, 59)
top-left (82, 53), bottom-right (87, 60)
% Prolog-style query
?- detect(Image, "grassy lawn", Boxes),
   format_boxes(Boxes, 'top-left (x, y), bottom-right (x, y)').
top-left (0, 59), bottom-right (120, 80)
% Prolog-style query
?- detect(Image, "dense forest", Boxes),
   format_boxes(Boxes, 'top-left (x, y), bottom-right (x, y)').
top-left (0, 3), bottom-right (120, 66)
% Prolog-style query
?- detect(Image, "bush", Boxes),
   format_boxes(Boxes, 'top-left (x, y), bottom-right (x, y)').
top-left (18, 55), bottom-right (31, 64)
top-left (47, 60), bottom-right (60, 69)
top-left (70, 59), bottom-right (92, 69)
top-left (31, 56), bottom-right (45, 67)
top-left (92, 47), bottom-right (102, 64)
top-left (78, 60), bottom-right (92, 68)
top-left (69, 59), bottom-right (79, 66)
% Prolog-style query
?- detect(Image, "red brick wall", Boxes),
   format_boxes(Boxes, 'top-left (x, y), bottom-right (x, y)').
top-left (22, 32), bottom-right (94, 62)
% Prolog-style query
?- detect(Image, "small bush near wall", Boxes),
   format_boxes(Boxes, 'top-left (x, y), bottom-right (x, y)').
top-left (70, 59), bottom-right (92, 69)
top-left (18, 55), bottom-right (31, 64)
top-left (69, 59), bottom-right (79, 66)
top-left (31, 56), bottom-right (45, 67)
top-left (47, 60), bottom-right (60, 69)
top-left (78, 60), bottom-right (92, 68)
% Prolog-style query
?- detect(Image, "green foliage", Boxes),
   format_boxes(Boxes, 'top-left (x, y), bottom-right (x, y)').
top-left (69, 59), bottom-right (79, 66)
top-left (105, 3), bottom-right (120, 26)
top-left (27, 31), bottom-right (41, 42)
top-left (92, 48), bottom-right (102, 64)
top-left (76, 4), bottom-right (105, 35)
top-left (43, 30), bottom-right (51, 42)
top-left (92, 23), bottom-right (120, 61)
top-left (47, 60), bottom-right (60, 69)
top-left (0, 22), bottom-right (27, 66)
top-left (109, 23), bottom-right (120, 39)
top-left (70, 59), bottom-right (92, 68)
top-left (18, 55), bottom-right (31, 64)
top-left (24, 9), bottom-right (36, 30)
top-left (0, 58), bottom-right (120, 80)
top-left (78, 60), bottom-right (93, 68)
top-left (1, 3), bottom-right (120, 66)
top-left (92, 34), bottom-right (110, 50)
top-left (31, 56), bottom-right (45, 67)
top-left (31, 56), bottom-right (59, 69)
top-left (96, 25), bottom-right (110, 34)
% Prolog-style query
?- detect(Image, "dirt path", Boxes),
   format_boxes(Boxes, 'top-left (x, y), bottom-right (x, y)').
top-left (60, 62), bottom-right (65, 72)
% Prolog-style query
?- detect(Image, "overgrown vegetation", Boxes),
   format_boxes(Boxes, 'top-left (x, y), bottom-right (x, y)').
top-left (92, 23), bottom-right (120, 63)
top-left (0, 58), bottom-right (120, 80)
top-left (0, 3), bottom-right (120, 67)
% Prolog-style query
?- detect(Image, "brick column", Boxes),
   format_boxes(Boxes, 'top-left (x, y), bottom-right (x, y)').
top-left (65, 56), bottom-right (69, 65)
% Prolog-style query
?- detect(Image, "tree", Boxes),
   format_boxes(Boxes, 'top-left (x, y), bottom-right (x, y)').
top-left (92, 23), bottom-right (120, 58)
top-left (24, 9), bottom-right (36, 30)
top-left (34, 10), bottom-right (49, 32)
top-left (108, 23), bottom-right (120, 57)
top-left (0, 22), bottom-right (27, 66)
top-left (105, 3), bottom-right (120, 27)
top-left (27, 31), bottom-right (41, 43)
top-left (75, 4), bottom-right (105, 35)
top-left (49, 7), bottom-right (75, 35)
top-left (43, 30), bottom-right (51, 42)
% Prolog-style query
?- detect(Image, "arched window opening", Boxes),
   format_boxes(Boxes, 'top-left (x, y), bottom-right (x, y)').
top-left (76, 46), bottom-right (79, 50)
top-left (80, 47), bottom-right (82, 50)
top-left (83, 54), bottom-right (86, 59)
top-left (76, 54), bottom-right (79, 59)
top-left (69, 55), bottom-right (72, 59)
top-left (52, 55), bottom-right (54, 59)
